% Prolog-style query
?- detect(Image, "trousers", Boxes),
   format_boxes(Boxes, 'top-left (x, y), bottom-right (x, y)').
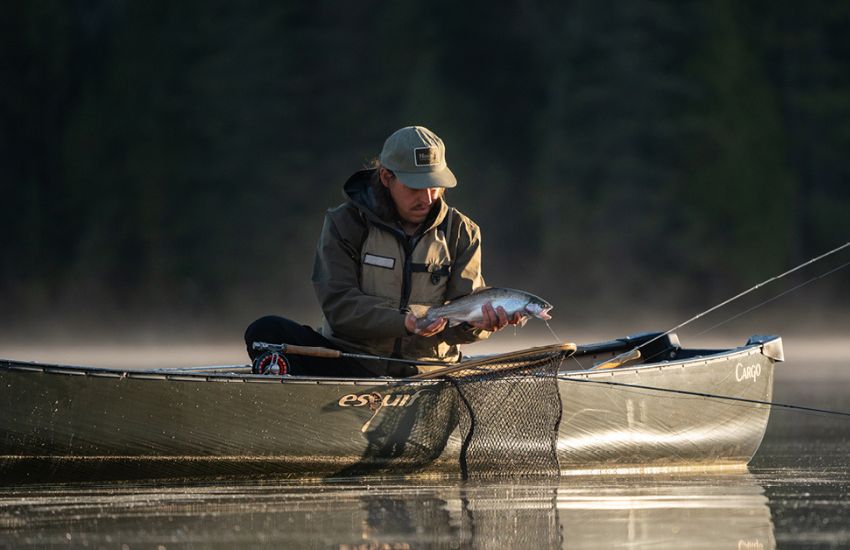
top-left (244, 315), bottom-right (379, 377)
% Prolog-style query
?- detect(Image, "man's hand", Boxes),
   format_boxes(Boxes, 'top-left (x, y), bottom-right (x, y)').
top-left (468, 303), bottom-right (527, 332)
top-left (405, 312), bottom-right (447, 337)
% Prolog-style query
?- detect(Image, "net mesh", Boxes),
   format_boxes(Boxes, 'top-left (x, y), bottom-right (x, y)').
top-left (336, 344), bottom-right (571, 478)
top-left (335, 383), bottom-right (458, 477)
top-left (447, 345), bottom-right (568, 478)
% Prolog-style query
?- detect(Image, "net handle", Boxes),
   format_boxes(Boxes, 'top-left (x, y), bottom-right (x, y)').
top-left (409, 342), bottom-right (577, 379)
top-left (592, 348), bottom-right (641, 370)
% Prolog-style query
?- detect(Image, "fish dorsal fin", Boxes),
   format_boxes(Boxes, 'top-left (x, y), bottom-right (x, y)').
top-left (469, 286), bottom-right (493, 295)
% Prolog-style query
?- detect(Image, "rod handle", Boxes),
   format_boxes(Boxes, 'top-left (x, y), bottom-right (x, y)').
top-left (252, 341), bottom-right (342, 359)
top-left (282, 344), bottom-right (342, 358)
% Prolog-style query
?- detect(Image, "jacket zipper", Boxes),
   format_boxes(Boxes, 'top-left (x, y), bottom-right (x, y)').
top-left (400, 235), bottom-right (415, 309)
top-left (392, 232), bottom-right (419, 358)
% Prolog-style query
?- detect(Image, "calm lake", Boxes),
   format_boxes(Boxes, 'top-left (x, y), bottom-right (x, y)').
top-left (0, 341), bottom-right (848, 549)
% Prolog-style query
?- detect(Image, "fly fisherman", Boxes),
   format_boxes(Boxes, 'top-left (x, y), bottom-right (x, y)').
top-left (245, 126), bottom-right (523, 377)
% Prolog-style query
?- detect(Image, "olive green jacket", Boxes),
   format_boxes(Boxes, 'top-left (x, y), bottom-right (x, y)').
top-left (312, 169), bottom-right (489, 374)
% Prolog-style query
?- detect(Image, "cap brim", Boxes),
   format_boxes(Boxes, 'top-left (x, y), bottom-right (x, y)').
top-left (394, 166), bottom-right (457, 189)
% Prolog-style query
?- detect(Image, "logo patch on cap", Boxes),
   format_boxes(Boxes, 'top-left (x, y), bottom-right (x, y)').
top-left (414, 146), bottom-right (440, 167)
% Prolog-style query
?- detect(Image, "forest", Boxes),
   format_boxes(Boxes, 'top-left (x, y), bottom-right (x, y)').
top-left (2, 1), bottom-right (848, 336)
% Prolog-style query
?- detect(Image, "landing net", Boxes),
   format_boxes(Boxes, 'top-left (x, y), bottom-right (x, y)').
top-left (445, 344), bottom-right (572, 478)
top-left (337, 344), bottom-right (573, 478)
top-left (336, 383), bottom-right (459, 477)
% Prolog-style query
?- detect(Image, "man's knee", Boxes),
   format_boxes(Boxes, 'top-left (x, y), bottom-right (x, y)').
top-left (245, 315), bottom-right (292, 358)
top-left (245, 315), bottom-right (320, 359)
top-left (246, 315), bottom-right (282, 341)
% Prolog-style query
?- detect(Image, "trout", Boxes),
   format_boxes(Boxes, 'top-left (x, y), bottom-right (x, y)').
top-left (410, 287), bottom-right (553, 330)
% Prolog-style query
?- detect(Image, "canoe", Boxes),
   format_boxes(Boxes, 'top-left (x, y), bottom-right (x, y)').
top-left (0, 332), bottom-right (783, 482)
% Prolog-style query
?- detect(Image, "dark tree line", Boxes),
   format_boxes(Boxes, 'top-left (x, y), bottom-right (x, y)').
top-left (2, 0), bottom-right (848, 332)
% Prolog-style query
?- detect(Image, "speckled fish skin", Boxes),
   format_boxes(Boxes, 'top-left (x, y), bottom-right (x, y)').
top-left (414, 287), bottom-right (553, 330)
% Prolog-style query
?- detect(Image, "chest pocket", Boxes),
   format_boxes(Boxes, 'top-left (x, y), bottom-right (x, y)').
top-left (408, 230), bottom-right (452, 307)
top-left (360, 228), bottom-right (405, 307)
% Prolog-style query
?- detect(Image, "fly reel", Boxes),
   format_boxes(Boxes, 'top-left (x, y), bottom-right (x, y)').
top-left (251, 351), bottom-right (289, 375)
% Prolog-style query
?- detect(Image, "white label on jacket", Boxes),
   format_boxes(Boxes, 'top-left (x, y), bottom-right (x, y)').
top-left (364, 253), bottom-right (395, 269)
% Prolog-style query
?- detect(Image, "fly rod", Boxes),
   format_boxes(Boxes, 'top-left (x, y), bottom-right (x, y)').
top-left (150, 343), bottom-right (455, 374)
top-left (604, 241), bottom-right (850, 366)
top-left (158, 343), bottom-right (576, 375)
top-left (254, 341), bottom-right (580, 379)
top-left (251, 341), bottom-right (455, 367)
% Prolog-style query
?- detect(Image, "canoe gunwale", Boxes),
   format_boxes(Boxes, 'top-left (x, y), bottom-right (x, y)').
top-left (0, 334), bottom-right (782, 385)
top-left (560, 340), bottom-right (779, 381)
top-left (0, 360), bottom-right (444, 387)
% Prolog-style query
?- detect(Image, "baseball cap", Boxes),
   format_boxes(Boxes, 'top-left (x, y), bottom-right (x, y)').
top-left (379, 126), bottom-right (457, 189)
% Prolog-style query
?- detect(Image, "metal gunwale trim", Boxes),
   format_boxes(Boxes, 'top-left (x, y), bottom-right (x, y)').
top-left (127, 374), bottom-right (169, 381)
top-left (1, 338), bottom-right (778, 386)
top-left (559, 341), bottom-right (772, 381)
top-left (243, 377), bottom-right (289, 384)
top-left (87, 371), bottom-right (123, 379)
top-left (164, 375), bottom-right (209, 382)
top-left (43, 368), bottom-right (87, 376)
top-left (3, 365), bottom-right (44, 373)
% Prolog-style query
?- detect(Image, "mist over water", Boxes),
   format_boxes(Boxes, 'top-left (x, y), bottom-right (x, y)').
top-left (2, 307), bottom-right (847, 370)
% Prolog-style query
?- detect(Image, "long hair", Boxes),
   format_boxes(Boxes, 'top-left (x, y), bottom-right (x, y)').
top-left (368, 159), bottom-right (400, 222)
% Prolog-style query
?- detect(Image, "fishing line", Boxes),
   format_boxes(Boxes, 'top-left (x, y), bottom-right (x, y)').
top-left (558, 243), bottom-right (850, 415)
top-left (628, 241), bottom-right (850, 356)
top-left (694, 260), bottom-right (850, 336)
top-left (543, 320), bottom-right (562, 343)
top-left (626, 243), bottom-right (850, 365)
top-left (562, 376), bottom-right (850, 419)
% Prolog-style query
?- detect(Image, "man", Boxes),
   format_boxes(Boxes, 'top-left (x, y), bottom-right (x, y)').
top-left (245, 126), bottom-right (521, 377)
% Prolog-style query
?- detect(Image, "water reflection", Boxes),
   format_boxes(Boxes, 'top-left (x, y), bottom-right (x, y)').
top-left (555, 474), bottom-right (774, 549)
top-left (0, 472), bottom-right (774, 549)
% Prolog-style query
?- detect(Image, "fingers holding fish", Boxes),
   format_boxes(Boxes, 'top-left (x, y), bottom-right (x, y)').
top-left (493, 304), bottom-right (509, 330)
top-left (467, 303), bottom-right (494, 330)
top-left (405, 312), bottom-right (447, 336)
top-left (469, 303), bottom-right (511, 332)
top-left (509, 311), bottom-right (528, 327)
top-left (420, 317), bottom-right (447, 336)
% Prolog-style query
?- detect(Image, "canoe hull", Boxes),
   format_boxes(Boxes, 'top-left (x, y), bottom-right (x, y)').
top-left (557, 346), bottom-right (774, 473)
top-left (0, 336), bottom-right (780, 481)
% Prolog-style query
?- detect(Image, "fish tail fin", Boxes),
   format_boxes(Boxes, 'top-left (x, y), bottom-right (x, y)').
top-left (409, 304), bottom-right (435, 331)
top-left (408, 304), bottom-right (430, 318)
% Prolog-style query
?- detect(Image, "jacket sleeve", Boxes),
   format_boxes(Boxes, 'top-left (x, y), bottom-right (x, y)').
top-left (311, 209), bottom-right (409, 341)
top-left (440, 215), bottom-right (491, 345)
